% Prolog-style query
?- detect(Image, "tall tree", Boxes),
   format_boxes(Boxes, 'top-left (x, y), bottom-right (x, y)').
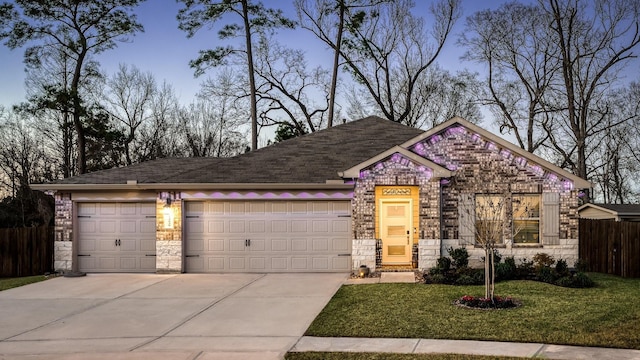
top-left (544, 0), bottom-right (640, 197)
top-left (296, 0), bottom-right (387, 127)
top-left (0, 0), bottom-right (145, 174)
top-left (253, 36), bottom-right (331, 134)
top-left (177, 0), bottom-right (294, 151)
top-left (460, 2), bottom-right (557, 153)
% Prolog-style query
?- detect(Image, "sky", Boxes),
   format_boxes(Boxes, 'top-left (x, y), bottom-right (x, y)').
top-left (0, 0), bottom-right (505, 130)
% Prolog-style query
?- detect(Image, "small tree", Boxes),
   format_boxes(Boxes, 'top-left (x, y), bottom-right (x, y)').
top-left (464, 192), bottom-right (533, 299)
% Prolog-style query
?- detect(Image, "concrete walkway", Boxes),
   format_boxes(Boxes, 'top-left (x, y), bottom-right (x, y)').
top-left (291, 336), bottom-right (640, 359)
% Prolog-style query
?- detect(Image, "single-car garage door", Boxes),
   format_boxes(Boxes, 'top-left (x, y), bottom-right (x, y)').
top-left (185, 201), bottom-right (351, 273)
top-left (77, 202), bottom-right (156, 272)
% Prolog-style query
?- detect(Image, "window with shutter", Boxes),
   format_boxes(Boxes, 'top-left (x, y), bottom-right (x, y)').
top-left (459, 194), bottom-right (475, 245)
top-left (542, 192), bottom-right (560, 245)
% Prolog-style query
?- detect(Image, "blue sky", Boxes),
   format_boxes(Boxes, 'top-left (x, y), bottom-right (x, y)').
top-left (0, 0), bottom-right (503, 112)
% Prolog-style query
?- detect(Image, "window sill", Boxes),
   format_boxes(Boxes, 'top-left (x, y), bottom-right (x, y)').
top-left (512, 244), bottom-right (543, 248)
top-left (473, 244), bottom-right (507, 249)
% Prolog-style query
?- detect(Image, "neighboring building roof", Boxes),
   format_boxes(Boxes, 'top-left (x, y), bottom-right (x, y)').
top-left (579, 203), bottom-right (640, 218)
top-left (34, 116), bottom-right (424, 190)
top-left (400, 117), bottom-right (593, 189)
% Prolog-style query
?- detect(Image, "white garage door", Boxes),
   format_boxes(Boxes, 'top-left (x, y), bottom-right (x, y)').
top-left (77, 202), bottom-right (156, 272)
top-left (185, 201), bottom-right (352, 273)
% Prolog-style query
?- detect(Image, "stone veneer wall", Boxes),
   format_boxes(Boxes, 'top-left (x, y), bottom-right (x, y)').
top-left (54, 193), bottom-right (73, 271)
top-left (156, 194), bottom-right (183, 273)
top-left (410, 126), bottom-right (581, 264)
top-left (352, 239), bottom-right (377, 271)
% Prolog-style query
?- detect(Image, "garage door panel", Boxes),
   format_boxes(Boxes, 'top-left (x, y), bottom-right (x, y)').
top-left (187, 221), bottom-right (204, 234)
top-left (229, 221), bottom-right (245, 233)
top-left (229, 239), bottom-right (246, 251)
top-left (332, 257), bottom-right (350, 270)
top-left (186, 256), bottom-right (204, 272)
top-left (208, 257), bottom-right (224, 270)
top-left (229, 257), bottom-right (246, 269)
top-left (249, 238), bottom-right (265, 251)
top-left (207, 221), bottom-right (224, 233)
top-left (120, 239), bottom-right (137, 251)
top-left (140, 239), bottom-right (156, 252)
top-left (291, 239), bottom-right (307, 251)
top-left (312, 257), bottom-right (329, 270)
top-left (120, 220), bottom-right (137, 233)
top-left (312, 238), bottom-right (329, 251)
top-left (291, 257), bottom-right (308, 269)
top-left (312, 220), bottom-right (329, 233)
top-left (207, 239), bottom-right (224, 251)
top-left (249, 220), bottom-right (265, 232)
top-left (99, 204), bottom-right (117, 216)
top-left (249, 257), bottom-right (266, 270)
top-left (332, 219), bottom-right (349, 232)
top-left (271, 239), bottom-right (287, 251)
top-left (140, 256), bottom-right (156, 270)
top-left (332, 238), bottom-right (350, 251)
top-left (78, 202), bottom-right (156, 273)
top-left (291, 220), bottom-right (308, 232)
top-left (187, 202), bottom-right (205, 215)
top-left (140, 220), bottom-right (156, 234)
top-left (271, 220), bottom-right (287, 232)
top-left (100, 221), bottom-right (117, 233)
top-left (271, 257), bottom-right (287, 270)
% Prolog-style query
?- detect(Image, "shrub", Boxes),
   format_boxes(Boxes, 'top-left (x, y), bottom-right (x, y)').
top-left (573, 272), bottom-right (595, 288)
top-left (495, 261), bottom-right (516, 281)
top-left (516, 258), bottom-right (535, 278)
top-left (436, 256), bottom-right (452, 272)
top-left (555, 259), bottom-right (569, 277)
top-left (536, 266), bottom-right (557, 284)
top-left (448, 247), bottom-right (469, 269)
top-left (574, 258), bottom-right (589, 272)
top-left (455, 274), bottom-right (481, 286)
top-left (533, 253), bottom-right (555, 271)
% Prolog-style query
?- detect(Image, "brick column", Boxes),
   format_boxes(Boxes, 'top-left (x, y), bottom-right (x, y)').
top-left (156, 192), bottom-right (182, 273)
top-left (54, 193), bottom-right (73, 271)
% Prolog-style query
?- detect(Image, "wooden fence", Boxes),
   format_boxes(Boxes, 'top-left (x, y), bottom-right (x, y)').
top-left (0, 226), bottom-right (54, 278)
top-left (579, 218), bottom-right (640, 278)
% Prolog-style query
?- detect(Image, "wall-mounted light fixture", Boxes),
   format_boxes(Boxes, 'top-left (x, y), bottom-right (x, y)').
top-left (159, 192), bottom-right (179, 230)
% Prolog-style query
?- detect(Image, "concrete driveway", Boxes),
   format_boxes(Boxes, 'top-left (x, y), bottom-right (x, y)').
top-left (0, 273), bottom-right (347, 360)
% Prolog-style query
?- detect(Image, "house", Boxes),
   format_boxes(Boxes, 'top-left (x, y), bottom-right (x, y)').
top-left (33, 116), bottom-right (591, 274)
top-left (578, 203), bottom-right (640, 222)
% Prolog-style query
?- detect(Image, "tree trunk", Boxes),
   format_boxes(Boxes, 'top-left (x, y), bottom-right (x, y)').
top-left (327, 0), bottom-right (345, 128)
top-left (242, 0), bottom-right (258, 151)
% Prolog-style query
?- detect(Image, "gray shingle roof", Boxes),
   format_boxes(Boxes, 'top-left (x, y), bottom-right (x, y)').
top-left (589, 203), bottom-right (640, 215)
top-left (48, 116), bottom-right (424, 185)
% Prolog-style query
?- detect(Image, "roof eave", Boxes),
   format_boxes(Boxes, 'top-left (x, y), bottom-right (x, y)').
top-left (31, 182), bottom-right (355, 192)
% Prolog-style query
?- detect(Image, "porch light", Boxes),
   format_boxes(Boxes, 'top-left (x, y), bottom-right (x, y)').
top-left (163, 205), bottom-right (175, 230)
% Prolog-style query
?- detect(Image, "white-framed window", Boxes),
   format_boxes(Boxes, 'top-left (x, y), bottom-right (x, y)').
top-left (474, 194), bottom-right (506, 245)
top-left (512, 194), bottom-right (540, 244)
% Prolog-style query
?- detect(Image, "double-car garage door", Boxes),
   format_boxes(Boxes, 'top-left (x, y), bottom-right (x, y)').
top-left (185, 200), bottom-right (352, 273)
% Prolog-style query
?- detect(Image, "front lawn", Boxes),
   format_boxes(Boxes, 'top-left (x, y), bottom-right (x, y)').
top-left (286, 353), bottom-right (524, 360)
top-left (0, 275), bottom-right (49, 291)
top-left (306, 273), bottom-right (640, 349)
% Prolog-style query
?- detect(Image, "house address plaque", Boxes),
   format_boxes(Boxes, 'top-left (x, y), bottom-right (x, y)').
top-left (382, 188), bottom-right (412, 196)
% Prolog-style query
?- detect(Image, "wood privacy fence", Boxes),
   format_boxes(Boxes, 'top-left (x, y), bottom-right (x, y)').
top-left (0, 226), bottom-right (54, 277)
top-left (579, 218), bottom-right (640, 278)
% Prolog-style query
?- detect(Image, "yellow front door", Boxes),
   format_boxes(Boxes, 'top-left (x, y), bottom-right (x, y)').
top-left (380, 200), bottom-right (412, 264)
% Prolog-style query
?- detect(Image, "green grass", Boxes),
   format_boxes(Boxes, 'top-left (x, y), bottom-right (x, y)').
top-left (0, 275), bottom-right (49, 291)
top-left (285, 352), bottom-right (525, 360)
top-left (306, 273), bottom-right (640, 349)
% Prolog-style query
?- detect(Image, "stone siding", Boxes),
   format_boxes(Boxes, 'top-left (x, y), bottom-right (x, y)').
top-left (352, 239), bottom-right (376, 272)
top-left (156, 193), bottom-right (182, 273)
top-left (418, 239), bottom-right (441, 270)
top-left (54, 193), bottom-right (73, 271)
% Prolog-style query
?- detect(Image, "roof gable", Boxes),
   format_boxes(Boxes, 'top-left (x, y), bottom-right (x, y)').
top-left (400, 117), bottom-right (592, 189)
top-left (340, 146), bottom-right (452, 179)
